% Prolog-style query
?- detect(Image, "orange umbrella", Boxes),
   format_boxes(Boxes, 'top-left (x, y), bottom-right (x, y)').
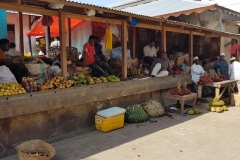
top-left (26, 16), bottom-right (82, 37)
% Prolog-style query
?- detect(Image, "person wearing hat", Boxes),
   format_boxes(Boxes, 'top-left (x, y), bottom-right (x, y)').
top-left (191, 56), bottom-right (205, 92)
top-left (213, 53), bottom-right (228, 77)
top-left (229, 57), bottom-right (240, 92)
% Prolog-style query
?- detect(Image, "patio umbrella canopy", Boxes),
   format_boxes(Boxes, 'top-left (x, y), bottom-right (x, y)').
top-left (26, 16), bottom-right (82, 37)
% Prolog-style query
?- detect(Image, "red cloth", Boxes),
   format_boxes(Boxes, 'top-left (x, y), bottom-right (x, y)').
top-left (27, 16), bottom-right (82, 37)
top-left (230, 43), bottom-right (238, 54)
top-left (83, 42), bottom-right (95, 65)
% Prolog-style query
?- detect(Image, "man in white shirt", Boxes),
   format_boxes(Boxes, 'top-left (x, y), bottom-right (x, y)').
top-left (50, 36), bottom-right (60, 47)
top-left (191, 56), bottom-right (205, 92)
top-left (143, 40), bottom-right (157, 65)
top-left (229, 57), bottom-right (240, 92)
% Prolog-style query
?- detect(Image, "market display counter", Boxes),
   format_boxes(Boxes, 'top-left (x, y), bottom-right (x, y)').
top-left (0, 74), bottom-right (191, 153)
top-left (198, 80), bottom-right (237, 99)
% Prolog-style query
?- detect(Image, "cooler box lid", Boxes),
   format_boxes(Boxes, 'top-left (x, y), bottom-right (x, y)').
top-left (97, 107), bottom-right (126, 118)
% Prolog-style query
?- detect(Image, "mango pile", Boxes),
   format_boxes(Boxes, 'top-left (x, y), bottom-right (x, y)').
top-left (187, 108), bottom-right (203, 115)
top-left (207, 97), bottom-right (228, 113)
top-left (87, 77), bottom-right (108, 85)
top-left (72, 73), bottom-right (88, 86)
top-left (0, 82), bottom-right (27, 96)
top-left (38, 76), bottom-right (74, 90)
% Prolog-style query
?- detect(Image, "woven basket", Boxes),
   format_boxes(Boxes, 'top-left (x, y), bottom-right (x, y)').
top-left (15, 140), bottom-right (56, 160)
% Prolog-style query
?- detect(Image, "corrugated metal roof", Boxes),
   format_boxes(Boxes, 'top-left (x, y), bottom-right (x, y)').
top-left (36, 0), bottom-right (240, 38)
top-left (107, 0), bottom-right (240, 18)
top-left (113, 0), bottom-right (215, 17)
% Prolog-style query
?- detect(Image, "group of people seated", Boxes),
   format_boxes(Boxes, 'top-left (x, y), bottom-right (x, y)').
top-left (0, 38), bottom-right (25, 83)
top-left (81, 35), bottom-right (112, 77)
top-left (143, 40), bottom-right (174, 78)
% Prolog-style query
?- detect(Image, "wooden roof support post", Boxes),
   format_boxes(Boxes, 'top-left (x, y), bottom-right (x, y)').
top-left (161, 26), bottom-right (166, 52)
top-left (122, 20), bottom-right (128, 79)
top-left (59, 11), bottom-right (67, 79)
top-left (68, 18), bottom-right (71, 48)
top-left (132, 27), bottom-right (136, 58)
top-left (18, 11), bottom-right (24, 55)
top-left (189, 31), bottom-right (193, 65)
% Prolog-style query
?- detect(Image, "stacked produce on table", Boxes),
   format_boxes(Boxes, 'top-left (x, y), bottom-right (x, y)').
top-left (0, 73), bottom-right (122, 97)
top-left (0, 82), bottom-right (27, 96)
top-left (37, 76), bottom-right (74, 90)
top-left (199, 76), bottom-right (213, 84)
top-left (207, 97), bottom-right (228, 113)
top-left (72, 73), bottom-right (88, 86)
top-left (106, 75), bottom-right (120, 82)
top-left (71, 74), bottom-right (120, 86)
top-left (199, 69), bottom-right (226, 84)
top-left (171, 81), bottom-right (191, 96)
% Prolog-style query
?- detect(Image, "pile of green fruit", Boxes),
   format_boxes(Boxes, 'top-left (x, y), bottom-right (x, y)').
top-left (125, 104), bottom-right (148, 123)
top-left (88, 77), bottom-right (108, 85)
top-left (207, 97), bottom-right (228, 113)
top-left (72, 73), bottom-right (87, 87)
top-left (107, 75), bottom-right (120, 82)
top-left (187, 108), bottom-right (203, 115)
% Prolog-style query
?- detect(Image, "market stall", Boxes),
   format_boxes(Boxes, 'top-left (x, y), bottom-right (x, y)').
top-left (198, 80), bottom-right (237, 99)
top-left (1, 1), bottom-right (240, 157)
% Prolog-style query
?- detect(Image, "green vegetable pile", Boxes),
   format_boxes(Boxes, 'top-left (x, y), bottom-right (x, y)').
top-left (125, 104), bottom-right (148, 123)
top-left (107, 75), bottom-right (120, 82)
top-left (72, 74), bottom-right (87, 87)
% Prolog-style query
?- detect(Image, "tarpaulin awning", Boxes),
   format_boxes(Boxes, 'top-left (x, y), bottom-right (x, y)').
top-left (26, 16), bottom-right (82, 37)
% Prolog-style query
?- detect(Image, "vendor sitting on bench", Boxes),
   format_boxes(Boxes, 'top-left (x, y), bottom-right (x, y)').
top-left (82, 35), bottom-right (112, 77)
top-left (143, 40), bottom-right (157, 66)
top-left (149, 52), bottom-right (174, 78)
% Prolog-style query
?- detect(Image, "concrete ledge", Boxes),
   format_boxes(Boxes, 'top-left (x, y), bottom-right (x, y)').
top-left (0, 75), bottom-right (191, 119)
top-left (0, 74), bottom-right (192, 153)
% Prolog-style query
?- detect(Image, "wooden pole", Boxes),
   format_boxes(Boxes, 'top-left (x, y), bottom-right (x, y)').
top-left (68, 18), bottom-right (71, 48)
top-left (189, 31), bottom-right (193, 65)
top-left (28, 15), bottom-right (32, 54)
top-left (59, 11), bottom-right (67, 79)
top-left (132, 27), bottom-right (136, 58)
top-left (122, 21), bottom-right (127, 79)
top-left (18, 11), bottom-right (24, 55)
top-left (161, 26), bottom-right (166, 52)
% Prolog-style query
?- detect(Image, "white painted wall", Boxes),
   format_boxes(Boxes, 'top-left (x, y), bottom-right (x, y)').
top-left (172, 11), bottom-right (240, 62)
top-left (176, 10), bottom-right (221, 31)
top-left (71, 20), bottom-right (92, 53)
top-left (7, 12), bottom-right (36, 53)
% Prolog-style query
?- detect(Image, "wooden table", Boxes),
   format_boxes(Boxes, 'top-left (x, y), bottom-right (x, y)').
top-left (198, 80), bottom-right (237, 99)
top-left (163, 93), bottom-right (197, 114)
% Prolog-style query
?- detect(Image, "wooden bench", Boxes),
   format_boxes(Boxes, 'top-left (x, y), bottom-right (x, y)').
top-left (163, 93), bottom-right (197, 114)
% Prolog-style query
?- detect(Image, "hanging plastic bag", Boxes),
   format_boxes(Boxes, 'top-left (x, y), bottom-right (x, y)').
top-left (0, 65), bottom-right (17, 83)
